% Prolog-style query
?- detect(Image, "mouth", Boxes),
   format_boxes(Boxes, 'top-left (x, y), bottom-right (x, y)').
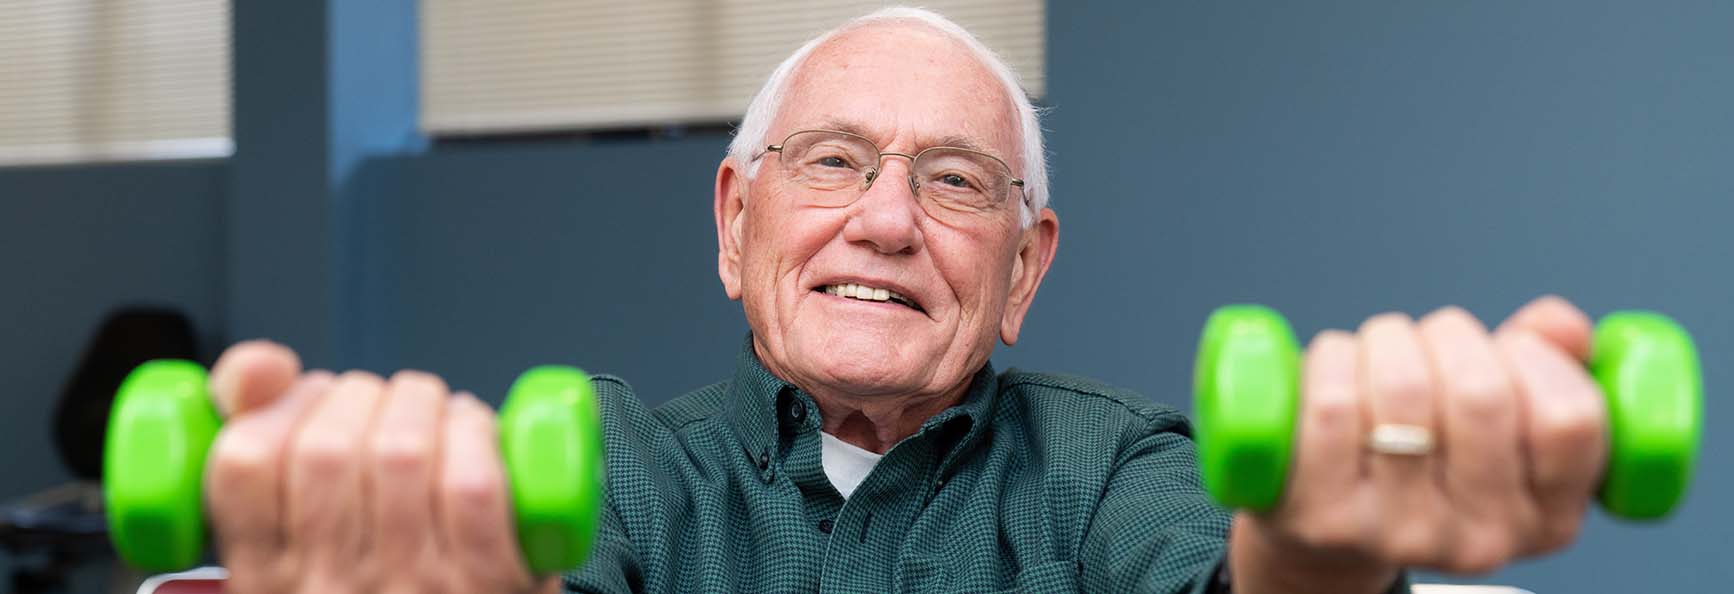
top-left (814, 282), bottom-right (926, 314)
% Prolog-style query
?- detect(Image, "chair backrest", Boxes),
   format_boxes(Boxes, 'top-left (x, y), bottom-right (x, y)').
top-left (54, 306), bottom-right (197, 480)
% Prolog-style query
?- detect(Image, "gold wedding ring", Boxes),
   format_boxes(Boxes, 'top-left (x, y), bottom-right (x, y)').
top-left (1368, 423), bottom-right (1435, 456)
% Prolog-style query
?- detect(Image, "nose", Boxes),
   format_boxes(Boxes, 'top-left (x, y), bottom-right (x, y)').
top-left (843, 155), bottom-right (925, 255)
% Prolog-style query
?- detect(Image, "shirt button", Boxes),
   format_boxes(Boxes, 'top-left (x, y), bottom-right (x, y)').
top-left (786, 401), bottom-right (807, 423)
top-left (757, 450), bottom-right (770, 470)
top-left (817, 518), bottom-right (834, 534)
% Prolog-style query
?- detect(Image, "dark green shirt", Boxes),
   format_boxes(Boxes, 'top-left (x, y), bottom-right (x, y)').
top-left (562, 339), bottom-right (1240, 593)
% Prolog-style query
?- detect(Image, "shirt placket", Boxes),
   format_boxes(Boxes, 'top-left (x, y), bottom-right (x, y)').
top-left (815, 426), bottom-right (959, 592)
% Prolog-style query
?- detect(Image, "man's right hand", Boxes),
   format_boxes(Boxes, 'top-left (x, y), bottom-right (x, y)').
top-left (202, 341), bottom-right (559, 594)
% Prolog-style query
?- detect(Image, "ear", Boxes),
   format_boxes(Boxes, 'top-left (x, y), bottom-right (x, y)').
top-left (715, 159), bottom-right (749, 300)
top-left (1000, 208), bottom-right (1060, 346)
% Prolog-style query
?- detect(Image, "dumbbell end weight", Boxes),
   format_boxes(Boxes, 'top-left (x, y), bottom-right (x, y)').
top-left (104, 359), bottom-right (219, 571)
top-left (1592, 311), bottom-right (1701, 520)
top-left (1193, 304), bottom-right (1302, 511)
top-left (500, 365), bottom-right (607, 574)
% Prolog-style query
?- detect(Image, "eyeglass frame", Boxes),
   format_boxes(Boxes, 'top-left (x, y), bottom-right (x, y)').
top-left (754, 129), bottom-right (1028, 210)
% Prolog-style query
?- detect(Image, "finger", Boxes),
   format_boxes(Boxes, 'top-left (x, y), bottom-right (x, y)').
top-left (368, 371), bottom-right (451, 569)
top-left (210, 340), bottom-right (304, 418)
top-left (440, 392), bottom-right (534, 588)
top-left (285, 371), bottom-right (388, 588)
top-left (1281, 329), bottom-right (1373, 552)
top-left (1497, 329), bottom-right (1607, 554)
top-left (206, 370), bottom-right (332, 593)
top-left (1358, 313), bottom-right (1447, 565)
top-left (1292, 330), bottom-right (1366, 496)
top-left (1417, 307), bottom-right (1530, 573)
top-left (1496, 295), bottom-right (1593, 363)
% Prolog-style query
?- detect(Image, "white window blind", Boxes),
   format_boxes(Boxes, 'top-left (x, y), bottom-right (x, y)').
top-left (420, 1), bottom-right (1043, 136)
top-left (0, 0), bottom-right (231, 165)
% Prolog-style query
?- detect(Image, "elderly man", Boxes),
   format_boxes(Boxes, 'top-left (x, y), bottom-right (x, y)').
top-left (201, 7), bottom-right (1609, 594)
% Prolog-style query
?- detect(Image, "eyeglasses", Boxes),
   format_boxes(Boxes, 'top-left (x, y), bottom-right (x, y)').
top-left (757, 129), bottom-right (1025, 219)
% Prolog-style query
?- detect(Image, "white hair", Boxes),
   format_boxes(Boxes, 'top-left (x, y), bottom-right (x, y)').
top-left (725, 6), bottom-right (1050, 226)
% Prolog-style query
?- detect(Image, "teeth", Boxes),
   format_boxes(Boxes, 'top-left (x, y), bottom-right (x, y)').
top-left (821, 283), bottom-right (910, 307)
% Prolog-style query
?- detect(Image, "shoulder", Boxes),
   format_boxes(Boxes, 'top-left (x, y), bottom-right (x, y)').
top-left (590, 374), bottom-right (734, 444)
top-left (996, 368), bottom-right (1193, 438)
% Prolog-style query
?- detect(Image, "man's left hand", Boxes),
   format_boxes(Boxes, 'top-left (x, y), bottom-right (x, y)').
top-left (1230, 295), bottom-right (1606, 593)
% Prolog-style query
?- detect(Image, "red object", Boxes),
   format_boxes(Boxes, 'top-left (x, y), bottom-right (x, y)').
top-left (136, 568), bottom-right (227, 594)
top-left (140, 578), bottom-right (224, 594)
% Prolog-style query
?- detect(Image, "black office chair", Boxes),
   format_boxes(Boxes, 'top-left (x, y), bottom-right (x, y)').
top-left (0, 307), bottom-right (198, 594)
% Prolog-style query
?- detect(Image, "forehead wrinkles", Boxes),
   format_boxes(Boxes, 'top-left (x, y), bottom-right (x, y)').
top-left (772, 24), bottom-right (1021, 169)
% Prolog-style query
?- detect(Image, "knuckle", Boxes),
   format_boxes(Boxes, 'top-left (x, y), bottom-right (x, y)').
top-left (386, 580), bottom-right (449, 594)
top-left (1532, 294), bottom-right (1581, 319)
top-left (389, 369), bottom-right (449, 394)
top-left (1533, 513), bottom-right (1585, 553)
top-left (225, 570), bottom-right (281, 594)
top-left (1293, 515), bottom-right (1362, 552)
top-left (1380, 522), bottom-right (1442, 566)
top-left (1310, 329), bottom-right (1355, 349)
top-left (371, 432), bottom-right (435, 477)
top-left (1305, 391), bottom-right (1358, 434)
top-left (1366, 311), bottom-right (1413, 326)
top-left (442, 469), bottom-right (504, 513)
top-left (1448, 373), bottom-right (1513, 424)
top-left (291, 433), bottom-right (356, 481)
top-left (1532, 403), bottom-right (1604, 453)
top-left (208, 432), bottom-right (278, 490)
top-left (1370, 364), bottom-right (1432, 408)
top-left (337, 369), bottom-right (386, 390)
top-left (1420, 305), bottom-right (1482, 332)
top-left (1447, 530), bottom-right (1511, 575)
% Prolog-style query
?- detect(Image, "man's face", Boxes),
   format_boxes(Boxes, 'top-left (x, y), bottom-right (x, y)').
top-left (715, 24), bottom-right (1058, 400)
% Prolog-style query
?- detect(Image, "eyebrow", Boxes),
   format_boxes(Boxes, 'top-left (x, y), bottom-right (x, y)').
top-left (815, 118), bottom-right (991, 154)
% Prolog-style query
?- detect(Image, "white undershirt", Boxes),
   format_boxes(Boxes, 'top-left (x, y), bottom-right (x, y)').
top-left (820, 431), bottom-right (884, 499)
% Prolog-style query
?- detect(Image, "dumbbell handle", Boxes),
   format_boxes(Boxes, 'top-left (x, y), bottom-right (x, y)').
top-left (1194, 305), bottom-right (1702, 520)
top-left (102, 360), bottom-right (605, 573)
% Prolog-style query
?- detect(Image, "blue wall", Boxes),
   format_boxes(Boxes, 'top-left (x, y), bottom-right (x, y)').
top-left (1026, 2), bottom-right (1732, 589)
top-left (344, 137), bottom-right (746, 401)
top-left (0, 161), bottom-right (227, 499)
top-left (2, 1), bottom-right (1728, 591)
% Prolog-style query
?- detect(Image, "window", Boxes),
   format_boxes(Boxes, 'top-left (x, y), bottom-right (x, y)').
top-left (420, 0), bottom-right (1043, 136)
top-left (0, 0), bottom-right (232, 165)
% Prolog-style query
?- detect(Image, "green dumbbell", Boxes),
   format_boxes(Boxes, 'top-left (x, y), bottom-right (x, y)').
top-left (1194, 304), bottom-right (1702, 520)
top-left (102, 360), bottom-right (606, 573)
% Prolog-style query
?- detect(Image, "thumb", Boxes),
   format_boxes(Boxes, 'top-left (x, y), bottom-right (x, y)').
top-left (1496, 294), bottom-right (1594, 362)
top-left (208, 340), bottom-right (303, 418)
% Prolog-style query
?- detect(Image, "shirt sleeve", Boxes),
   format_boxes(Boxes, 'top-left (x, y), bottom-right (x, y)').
top-left (561, 376), bottom-right (651, 594)
top-left (1076, 413), bottom-right (1236, 594)
top-left (1078, 413), bottom-right (1411, 594)
top-left (560, 500), bottom-right (641, 594)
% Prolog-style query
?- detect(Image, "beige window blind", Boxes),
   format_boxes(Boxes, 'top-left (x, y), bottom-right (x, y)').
top-left (420, 1), bottom-right (1043, 135)
top-left (0, 0), bottom-right (232, 165)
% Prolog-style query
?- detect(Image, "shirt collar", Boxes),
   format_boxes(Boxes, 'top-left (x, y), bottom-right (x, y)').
top-left (725, 334), bottom-right (1001, 464)
top-left (725, 334), bottom-right (796, 464)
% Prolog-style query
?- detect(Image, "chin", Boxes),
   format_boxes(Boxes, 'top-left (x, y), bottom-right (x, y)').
top-left (796, 333), bottom-right (931, 394)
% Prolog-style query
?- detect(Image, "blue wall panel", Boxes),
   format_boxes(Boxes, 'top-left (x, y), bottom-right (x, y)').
top-left (0, 161), bottom-right (227, 499)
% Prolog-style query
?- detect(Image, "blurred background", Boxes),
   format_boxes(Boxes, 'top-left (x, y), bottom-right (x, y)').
top-left (1, 0), bottom-right (1728, 592)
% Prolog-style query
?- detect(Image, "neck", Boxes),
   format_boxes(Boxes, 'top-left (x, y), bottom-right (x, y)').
top-left (811, 384), bottom-right (966, 453)
top-left (753, 340), bottom-right (973, 454)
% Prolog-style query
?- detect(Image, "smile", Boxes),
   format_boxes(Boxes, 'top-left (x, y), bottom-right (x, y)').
top-left (818, 283), bottom-right (924, 312)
